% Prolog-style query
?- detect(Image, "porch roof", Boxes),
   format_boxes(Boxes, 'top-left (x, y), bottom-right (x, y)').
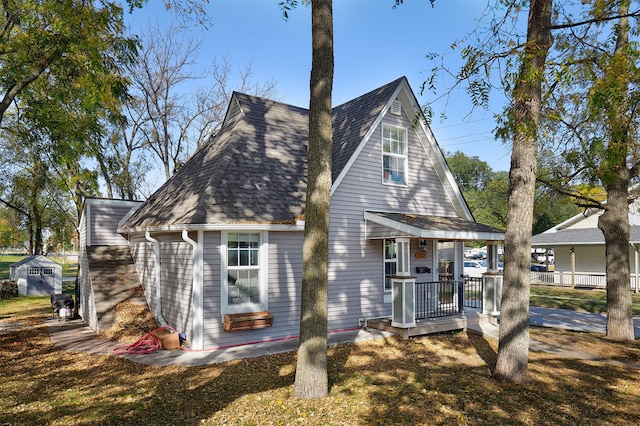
top-left (532, 226), bottom-right (640, 247)
top-left (364, 211), bottom-right (505, 241)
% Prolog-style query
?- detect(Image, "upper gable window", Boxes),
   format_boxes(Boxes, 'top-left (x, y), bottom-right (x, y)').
top-left (382, 124), bottom-right (407, 185)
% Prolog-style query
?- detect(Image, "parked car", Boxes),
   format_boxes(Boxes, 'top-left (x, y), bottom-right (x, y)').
top-left (530, 263), bottom-right (547, 272)
top-left (464, 260), bottom-right (487, 277)
top-left (471, 251), bottom-right (487, 260)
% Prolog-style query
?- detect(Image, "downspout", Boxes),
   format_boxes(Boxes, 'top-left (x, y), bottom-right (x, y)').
top-left (145, 231), bottom-right (167, 326)
top-left (182, 230), bottom-right (204, 350)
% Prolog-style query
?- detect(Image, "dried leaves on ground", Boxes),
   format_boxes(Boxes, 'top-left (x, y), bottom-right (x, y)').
top-left (99, 300), bottom-right (158, 343)
top-left (2, 296), bottom-right (640, 425)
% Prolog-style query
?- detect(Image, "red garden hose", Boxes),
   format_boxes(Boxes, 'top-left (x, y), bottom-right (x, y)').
top-left (113, 326), bottom-right (179, 355)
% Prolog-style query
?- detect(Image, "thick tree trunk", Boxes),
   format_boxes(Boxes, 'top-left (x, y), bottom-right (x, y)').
top-left (592, 3), bottom-right (635, 342)
top-left (494, 0), bottom-right (553, 383)
top-left (599, 178), bottom-right (635, 341)
top-left (293, 0), bottom-right (334, 399)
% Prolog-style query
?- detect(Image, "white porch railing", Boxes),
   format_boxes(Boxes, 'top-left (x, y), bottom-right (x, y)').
top-left (531, 271), bottom-right (639, 292)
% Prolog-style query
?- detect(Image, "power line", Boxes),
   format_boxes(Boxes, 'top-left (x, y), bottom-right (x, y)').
top-left (430, 116), bottom-right (495, 130)
top-left (438, 131), bottom-right (494, 143)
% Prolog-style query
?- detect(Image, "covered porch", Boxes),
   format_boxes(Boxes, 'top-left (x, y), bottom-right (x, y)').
top-left (366, 277), bottom-right (495, 338)
top-left (363, 211), bottom-right (505, 338)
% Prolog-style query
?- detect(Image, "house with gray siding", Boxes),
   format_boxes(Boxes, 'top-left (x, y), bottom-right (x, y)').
top-left (531, 196), bottom-right (640, 291)
top-left (77, 198), bottom-right (144, 332)
top-left (118, 77), bottom-right (504, 351)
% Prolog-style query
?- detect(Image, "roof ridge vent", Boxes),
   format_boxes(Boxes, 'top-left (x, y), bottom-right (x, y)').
top-left (390, 99), bottom-right (402, 116)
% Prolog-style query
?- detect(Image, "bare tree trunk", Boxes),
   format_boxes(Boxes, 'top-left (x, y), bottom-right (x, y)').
top-left (599, 178), bottom-right (634, 340)
top-left (293, 0), bottom-right (333, 399)
top-left (597, 4), bottom-right (635, 341)
top-left (494, 0), bottom-right (553, 383)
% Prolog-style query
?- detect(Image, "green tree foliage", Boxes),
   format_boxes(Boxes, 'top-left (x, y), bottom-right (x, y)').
top-left (0, 0), bottom-right (136, 251)
top-left (446, 151), bottom-right (494, 193)
top-left (0, 0), bottom-right (134, 125)
top-left (446, 151), bottom-right (507, 231)
top-left (0, 207), bottom-right (26, 253)
top-left (470, 170), bottom-right (509, 230)
top-left (446, 151), bottom-right (578, 234)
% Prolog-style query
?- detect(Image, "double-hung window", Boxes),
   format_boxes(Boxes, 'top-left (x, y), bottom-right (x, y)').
top-left (384, 239), bottom-right (397, 292)
top-left (382, 124), bottom-right (407, 185)
top-left (223, 232), bottom-right (267, 313)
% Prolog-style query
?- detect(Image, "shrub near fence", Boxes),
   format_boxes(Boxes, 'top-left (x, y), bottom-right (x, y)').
top-left (1, 280), bottom-right (18, 298)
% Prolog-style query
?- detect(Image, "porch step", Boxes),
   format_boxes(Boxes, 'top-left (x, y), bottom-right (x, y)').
top-left (366, 310), bottom-right (494, 339)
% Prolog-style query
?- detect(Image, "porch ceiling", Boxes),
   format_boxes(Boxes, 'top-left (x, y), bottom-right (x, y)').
top-left (364, 211), bottom-right (505, 241)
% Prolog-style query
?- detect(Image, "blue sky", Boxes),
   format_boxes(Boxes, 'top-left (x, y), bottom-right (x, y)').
top-left (124, 0), bottom-right (512, 172)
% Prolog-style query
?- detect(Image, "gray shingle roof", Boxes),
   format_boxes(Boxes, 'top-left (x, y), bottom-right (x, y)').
top-left (122, 78), bottom-right (408, 229)
top-left (332, 77), bottom-right (405, 182)
top-left (531, 226), bottom-right (640, 246)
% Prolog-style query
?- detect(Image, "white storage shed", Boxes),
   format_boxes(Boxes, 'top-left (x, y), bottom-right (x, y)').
top-left (9, 255), bottom-right (63, 295)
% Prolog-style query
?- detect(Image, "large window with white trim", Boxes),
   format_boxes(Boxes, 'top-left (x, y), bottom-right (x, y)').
top-left (222, 232), bottom-right (267, 313)
top-left (384, 239), bottom-right (397, 292)
top-left (382, 124), bottom-right (407, 185)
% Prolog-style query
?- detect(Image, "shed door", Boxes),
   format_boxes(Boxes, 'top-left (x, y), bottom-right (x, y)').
top-left (27, 267), bottom-right (55, 295)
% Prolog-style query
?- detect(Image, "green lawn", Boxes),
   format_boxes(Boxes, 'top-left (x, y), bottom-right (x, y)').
top-left (530, 285), bottom-right (640, 315)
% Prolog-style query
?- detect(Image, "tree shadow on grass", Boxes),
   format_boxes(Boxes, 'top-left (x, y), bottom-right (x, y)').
top-left (468, 331), bottom-right (497, 372)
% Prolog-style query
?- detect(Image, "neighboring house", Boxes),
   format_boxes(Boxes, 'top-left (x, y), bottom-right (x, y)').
top-left (77, 198), bottom-right (144, 332)
top-left (117, 76), bottom-right (504, 350)
top-left (10, 255), bottom-right (62, 295)
top-left (531, 197), bottom-right (640, 290)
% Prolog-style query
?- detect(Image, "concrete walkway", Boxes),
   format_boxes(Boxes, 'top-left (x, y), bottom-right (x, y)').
top-left (46, 307), bottom-right (640, 367)
top-left (468, 307), bottom-right (640, 367)
top-left (44, 317), bottom-right (396, 367)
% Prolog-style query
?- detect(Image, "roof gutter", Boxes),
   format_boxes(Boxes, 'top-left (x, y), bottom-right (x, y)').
top-left (182, 230), bottom-right (204, 350)
top-left (119, 222), bottom-right (305, 235)
top-left (145, 231), bottom-right (167, 326)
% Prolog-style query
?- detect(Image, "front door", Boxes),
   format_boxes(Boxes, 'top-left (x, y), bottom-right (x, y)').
top-left (437, 241), bottom-right (455, 281)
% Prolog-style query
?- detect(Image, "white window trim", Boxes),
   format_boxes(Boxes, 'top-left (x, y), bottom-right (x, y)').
top-left (381, 123), bottom-right (408, 186)
top-left (383, 239), bottom-right (397, 293)
top-left (28, 268), bottom-right (40, 276)
top-left (220, 230), bottom-right (269, 314)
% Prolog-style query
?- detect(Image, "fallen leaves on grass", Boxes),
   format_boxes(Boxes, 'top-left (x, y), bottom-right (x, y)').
top-left (2, 297), bottom-right (640, 425)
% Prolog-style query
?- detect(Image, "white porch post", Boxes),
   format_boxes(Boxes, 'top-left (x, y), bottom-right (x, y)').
top-left (391, 237), bottom-right (416, 328)
top-left (486, 242), bottom-right (499, 272)
top-left (482, 241), bottom-right (502, 319)
top-left (570, 247), bottom-right (576, 288)
top-left (634, 244), bottom-right (639, 293)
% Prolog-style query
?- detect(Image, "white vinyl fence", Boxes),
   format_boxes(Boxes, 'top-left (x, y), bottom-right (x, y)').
top-left (531, 271), bottom-right (639, 292)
